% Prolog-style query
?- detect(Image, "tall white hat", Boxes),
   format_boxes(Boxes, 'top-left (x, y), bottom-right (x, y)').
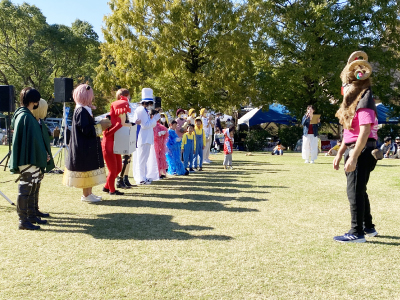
top-left (141, 88), bottom-right (154, 103)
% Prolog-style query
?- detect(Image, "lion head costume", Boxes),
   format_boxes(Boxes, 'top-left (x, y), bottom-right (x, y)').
top-left (336, 51), bottom-right (375, 129)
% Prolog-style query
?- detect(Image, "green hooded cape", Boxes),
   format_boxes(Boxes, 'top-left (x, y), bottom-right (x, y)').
top-left (9, 107), bottom-right (49, 174)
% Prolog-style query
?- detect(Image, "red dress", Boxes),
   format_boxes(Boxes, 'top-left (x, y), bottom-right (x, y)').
top-left (153, 122), bottom-right (169, 176)
top-left (101, 100), bottom-right (130, 193)
top-left (223, 129), bottom-right (233, 155)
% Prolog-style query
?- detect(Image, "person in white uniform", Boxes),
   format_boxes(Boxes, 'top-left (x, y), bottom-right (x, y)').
top-left (301, 105), bottom-right (321, 164)
top-left (132, 88), bottom-right (160, 184)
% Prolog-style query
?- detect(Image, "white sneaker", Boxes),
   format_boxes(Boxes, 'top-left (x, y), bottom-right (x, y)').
top-left (81, 194), bottom-right (101, 203)
top-left (203, 160), bottom-right (211, 164)
top-left (310, 160), bottom-right (314, 164)
top-left (91, 194), bottom-right (102, 200)
top-left (305, 160), bottom-right (309, 163)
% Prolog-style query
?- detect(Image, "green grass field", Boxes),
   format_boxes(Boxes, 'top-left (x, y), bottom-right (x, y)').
top-left (1, 145), bottom-right (400, 299)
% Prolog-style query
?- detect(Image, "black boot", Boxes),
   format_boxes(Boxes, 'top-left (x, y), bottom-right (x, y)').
top-left (34, 182), bottom-right (50, 218)
top-left (123, 175), bottom-right (134, 187)
top-left (116, 177), bottom-right (128, 189)
top-left (28, 183), bottom-right (47, 225)
top-left (17, 183), bottom-right (40, 230)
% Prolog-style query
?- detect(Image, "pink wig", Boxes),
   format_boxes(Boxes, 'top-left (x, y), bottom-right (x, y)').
top-left (73, 84), bottom-right (94, 106)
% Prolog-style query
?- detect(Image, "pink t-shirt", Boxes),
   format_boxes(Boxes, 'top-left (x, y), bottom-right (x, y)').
top-left (343, 108), bottom-right (378, 144)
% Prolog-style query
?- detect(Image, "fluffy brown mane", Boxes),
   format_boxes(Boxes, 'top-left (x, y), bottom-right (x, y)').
top-left (335, 61), bottom-right (372, 130)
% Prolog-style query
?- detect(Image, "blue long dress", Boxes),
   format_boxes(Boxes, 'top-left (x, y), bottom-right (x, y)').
top-left (166, 129), bottom-right (186, 175)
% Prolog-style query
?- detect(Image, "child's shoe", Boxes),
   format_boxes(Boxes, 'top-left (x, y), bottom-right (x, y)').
top-left (198, 168), bottom-right (203, 171)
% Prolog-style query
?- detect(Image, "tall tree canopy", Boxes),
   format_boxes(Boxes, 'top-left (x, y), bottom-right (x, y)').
top-left (249, 0), bottom-right (400, 123)
top-left (0, 0), bottom-right (101, 111)
top-left (96, 0), bottom-right (256, 111)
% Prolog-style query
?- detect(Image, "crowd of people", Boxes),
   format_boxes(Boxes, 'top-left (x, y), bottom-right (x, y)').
top-left (8, 85), bottom-right (236, 229)
top-left (5, 50), bottom-right (390, 246)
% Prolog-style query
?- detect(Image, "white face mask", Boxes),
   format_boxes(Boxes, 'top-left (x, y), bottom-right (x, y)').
top-left (182, 114), bottom-right (187, 119)
top-left (161, 117), bottom-right (166, 123)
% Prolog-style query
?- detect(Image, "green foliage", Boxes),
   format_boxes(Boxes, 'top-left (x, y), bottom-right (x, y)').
top-left (377, 124), bottom-right (400, 142)
top-left (278, 125), bottom-right (303, 149)
top-left (0, 0), bottom-right (102, 114)
top-left (249, 0), bottom-right (400, 124)
top-left (96, 0), bottom-right (257, 112)
top-left (244, 129), bottom-right (272, 151)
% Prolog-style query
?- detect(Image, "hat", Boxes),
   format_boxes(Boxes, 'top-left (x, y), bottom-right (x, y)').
top-left (176, 108), bottom-right (185, 116)
top-left (141, 88), bottom-right (153, 103)
top-left (200, 108), bottom-right (206, 116)
top-left (396, 137), bottom-right (400, 140)
top-left (188, 108), bottom-right (195, 116)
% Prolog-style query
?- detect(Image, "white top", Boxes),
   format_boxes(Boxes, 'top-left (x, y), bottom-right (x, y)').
top-left (202, 116), bottom-right (212, 138)
top-left (133, 105), bottom-right (160, 145)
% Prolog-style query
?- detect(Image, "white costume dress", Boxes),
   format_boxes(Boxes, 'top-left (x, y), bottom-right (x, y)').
top-left (202, 116), bottom-right (212, 161)
top-left (131, 105), bottom-right (160, 183)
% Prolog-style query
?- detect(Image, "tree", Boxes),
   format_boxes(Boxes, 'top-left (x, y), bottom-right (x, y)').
top-left (0, 0), bottom-right (104, 115)
top-left (249, 0), bottom-right (400, 125)
top-left (96, 0), bottom-right (257, 111)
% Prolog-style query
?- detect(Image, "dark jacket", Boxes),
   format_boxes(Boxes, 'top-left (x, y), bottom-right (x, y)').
top-left (9, 107), bottom-right (48, 174)
top-left (302, 115), bottom-right (321, 137)
top-left (66, 107), bottom-right (104, 172)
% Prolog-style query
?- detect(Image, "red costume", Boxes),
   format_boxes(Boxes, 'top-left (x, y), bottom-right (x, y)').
top-left (101, 100), bottom-right (131, 193)
top-left (153, 122), bottom-right (169, 176)
top-left (223, 128), bottom-right (233, 155)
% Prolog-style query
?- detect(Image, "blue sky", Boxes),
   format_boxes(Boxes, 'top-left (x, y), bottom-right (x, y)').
top-left (13, 0), bottom-right (111, 41)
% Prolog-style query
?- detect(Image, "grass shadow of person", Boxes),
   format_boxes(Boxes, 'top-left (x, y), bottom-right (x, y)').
top-left (46, 213), bottom-right (233, 241)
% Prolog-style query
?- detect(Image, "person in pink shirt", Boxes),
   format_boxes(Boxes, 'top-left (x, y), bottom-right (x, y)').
top-left (333, 51), bottom-right (378, 243)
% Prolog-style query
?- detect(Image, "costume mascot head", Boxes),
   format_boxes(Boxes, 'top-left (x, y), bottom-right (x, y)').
top-left (335, 51), bottom-right (374, 129)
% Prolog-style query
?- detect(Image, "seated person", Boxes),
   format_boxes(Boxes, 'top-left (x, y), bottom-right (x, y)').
top-left (380, 136), bottom-right (392, 158)
top-left (391, 136), bottom-right (400, 158)
top-left (325, 140), bottom-right (342, 156)
top-left (272, 141), bottom-right (285, 155)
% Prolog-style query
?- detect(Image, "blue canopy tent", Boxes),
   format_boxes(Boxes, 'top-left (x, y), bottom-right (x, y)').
top-left (238, 104), bottom-right (296, 126)
top-left (376, 103), bottom-right (400, 124)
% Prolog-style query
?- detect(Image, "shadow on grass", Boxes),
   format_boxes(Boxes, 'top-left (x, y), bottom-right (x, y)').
top-left (98, 198), bottom-right (262, 209)
top-left (375, 165), bottom-right (400, 167)
top-left (47, 213), bottom-right (233, 241)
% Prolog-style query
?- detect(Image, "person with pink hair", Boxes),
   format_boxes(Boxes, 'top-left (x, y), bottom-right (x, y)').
top-left (63, 84), bottom-right (111, 203)
top-left (152, 110), bottom-right (169, 178)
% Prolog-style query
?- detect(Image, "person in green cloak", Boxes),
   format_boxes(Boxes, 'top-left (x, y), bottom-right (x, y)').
top-left (9, 87), bottom-right (51, 230)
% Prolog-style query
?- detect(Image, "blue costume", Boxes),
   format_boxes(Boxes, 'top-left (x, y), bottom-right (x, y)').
top-left (193, 126), bottom-right (205, 168)
top-left (166, 129), bottom-right (186, 175)
top-left (182, 132), bottom-right (195, 169)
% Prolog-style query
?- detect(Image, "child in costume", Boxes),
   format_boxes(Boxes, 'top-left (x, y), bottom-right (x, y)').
top-left (181, 124), bottom-right (196, 172)
top-left (214, 127), bottom-right (224, 152)
top-left (185, 108), bottom-right (196, 127)
top-left (272, 141), bottom-right (285, 155)
top-left (102, 99), bottom-right (132, 195)
top-left (153, 110), bottom-right (169, 179)
top-left (63, 84), bottom-right (111, 203)
top-left (31, 98), bottom-right (55, 222)
top-left (166, 120), bottom-right (188, 175)
top-left (115, 88), bottom-right (138, 189)
top-left (223, 126), bottom-right (235, 169)
top-left (193, 117), bottom-right (206, 171)
top-left (9, 88), bottom-right (53, 230)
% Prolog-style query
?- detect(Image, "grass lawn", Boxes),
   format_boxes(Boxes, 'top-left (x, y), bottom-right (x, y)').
top-left (1, 145), bottom-right (400, 299)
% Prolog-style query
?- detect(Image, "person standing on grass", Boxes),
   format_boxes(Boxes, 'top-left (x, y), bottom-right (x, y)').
top-left (301, 105), bottom-right (320, 164)
top-left (63, 84), bottom-right (111, 203)
top-left (223, 126), bottom-right (235, 170)
top-left (9, 88), bottom-right (52, 230)
top-left (333, 51), bottom-right (379, 243)
top-left (53, 126), bottom-right (60, 146)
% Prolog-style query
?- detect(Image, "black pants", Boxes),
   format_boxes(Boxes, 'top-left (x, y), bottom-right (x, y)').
top-left (345, 146), bottom-right (377, 236)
